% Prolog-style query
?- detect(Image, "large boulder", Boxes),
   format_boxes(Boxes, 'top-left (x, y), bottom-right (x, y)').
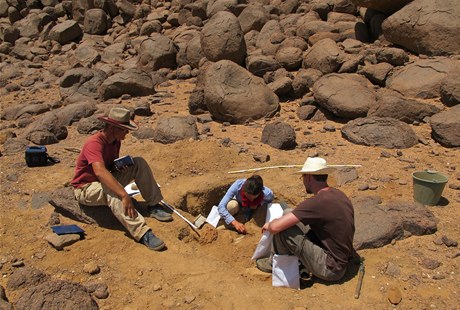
top-left (368, 88), bottom-right (441, 123)
top-left (99, 69), bottom-right (156, 100)
top-left (237, 3), bottom-right (269, 34)
top-left (341, 117), bottom-right (419, 149)
top-left (200, 11), bottom-right (246, 65)
top-left (137, 34), bottom-right (178, 71)
top-left (386, 58), bottom-right (458, 99)
top-left (153, 116), bottom-right (199, 144)
top-left (256, 19), bottom-right (283, 56)
top-left (382, 0), bottom-right (460, 56)
top-left (203, 60), bottom-right (279, 124)
top-left (313, 73), bottom-right (376, 119)
top-left (430, 105), bottom-right (460, 148)
top-left (349, 0), bottom-right (412, 14)
top-left (83, 8), bottom-right (109, 35)
top-left (261, 121), bottom-right (296, 150)
top-left (353, 196), bottom-right (437, 250)
top-left (48, 20), bottom-right (82, 45)
top-left (59, 67), bottom-right (107, 100)
top-left (24, 111), bottom-right (69, 145)
top-left (440, 68), bottom-right (460, 107)
top-left (302, 38), bottom-right (345, 74)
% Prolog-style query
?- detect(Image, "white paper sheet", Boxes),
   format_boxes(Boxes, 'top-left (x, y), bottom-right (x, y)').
top-left (272, 254), bottom-right (300, 289)
top-left (251, 203), bottom-right (284, 260)
top-left (124, 182), bottom-right (140, 196)
top-left (205, 205), bottom-right (221, 228)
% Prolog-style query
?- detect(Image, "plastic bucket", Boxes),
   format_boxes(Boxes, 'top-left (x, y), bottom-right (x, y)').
top-left (412, 170), bottom-right (448, 206)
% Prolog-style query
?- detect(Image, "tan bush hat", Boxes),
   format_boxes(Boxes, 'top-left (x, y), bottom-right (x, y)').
top-left (297, 157), bottom-right (335, 175)
top-left (98, 107), bottom-right (138, 131)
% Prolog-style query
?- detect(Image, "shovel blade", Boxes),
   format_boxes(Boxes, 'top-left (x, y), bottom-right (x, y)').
top-left (194, 214), bottom-right (206, 229)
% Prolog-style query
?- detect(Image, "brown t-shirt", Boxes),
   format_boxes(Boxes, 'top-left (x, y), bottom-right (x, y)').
top-left (291, 188), bottom-right (355, 271)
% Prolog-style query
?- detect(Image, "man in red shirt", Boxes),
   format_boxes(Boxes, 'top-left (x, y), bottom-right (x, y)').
top-left (71, 107), bottom-right (172, 251)
top-left (256, 157), bottom-right (355, 281)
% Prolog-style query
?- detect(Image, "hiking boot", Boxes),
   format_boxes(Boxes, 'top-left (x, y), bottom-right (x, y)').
top-left (140, 230), bottom-right (166, 251)
top-left (148, 204), bottom-right (173, 222)
top-left (256, 257), bottom-right (272, 273)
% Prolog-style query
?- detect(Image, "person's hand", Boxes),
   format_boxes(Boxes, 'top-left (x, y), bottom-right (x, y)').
top-left (231, 220), bottom-right (247, 234)
top-left (261, 222), bottom-right (270, 233)
top-left (121, 195), bottom-right (138, 219)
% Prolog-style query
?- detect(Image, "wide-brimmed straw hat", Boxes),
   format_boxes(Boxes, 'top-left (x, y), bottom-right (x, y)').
top-left (98, 107), bottom-right (138, 131)
top-left (297, 157), bottom-right (335, 175)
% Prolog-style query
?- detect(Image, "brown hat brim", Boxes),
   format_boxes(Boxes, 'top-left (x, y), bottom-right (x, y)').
top-left (98, 116), bottom-right (138, 131)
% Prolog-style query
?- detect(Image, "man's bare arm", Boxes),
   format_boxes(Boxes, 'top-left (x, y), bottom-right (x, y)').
top-left (262, 212), bottom-right (299, 234)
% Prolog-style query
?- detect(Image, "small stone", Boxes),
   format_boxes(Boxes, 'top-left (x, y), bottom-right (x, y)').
top-left (83, 262), bottom-right (100, 275)
top-left (253, 153), bottom-right (270, 163)
top-left (385, 262), bottom-right (400, 277)
top-left (323, 125), bottom-right (335, 132)
top-left (184, 295), bottom-right (195, 304)
top-left (94, 287), bottom-right (109, 299)
top-left (47, 212), bottom-right (60, 226)
top-left (420, 258), bottom-right (441, 270)
top-left (441, 235), bottom-right (458, 247)
top-left (153, 284), bottom-right (162, 291)
top-left (432, 273), bottom-right (446, 280)
top-left (34, 252), bottom-right (46, 259)
top-left (12, 260), bottom-right (25, 267)
top-left (358, 184), bottom-right (369, 191)
top-left (387, 285), bottom-right (402, 305)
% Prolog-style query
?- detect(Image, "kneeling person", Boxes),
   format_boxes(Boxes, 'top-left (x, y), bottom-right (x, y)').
top-left (217, 175), bottom-right (274, 234)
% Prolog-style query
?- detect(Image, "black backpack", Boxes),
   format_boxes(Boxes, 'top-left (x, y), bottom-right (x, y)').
top-left (25, 146), bottom-right (59, 167)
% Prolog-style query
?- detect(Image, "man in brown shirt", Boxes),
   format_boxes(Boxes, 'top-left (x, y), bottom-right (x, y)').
top-left (257, 157), bottom-right (355, 281)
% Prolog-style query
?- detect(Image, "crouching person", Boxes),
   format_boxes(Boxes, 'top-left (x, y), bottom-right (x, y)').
top-left (71, 107), bottom-right (172, 251)
top-left (217, 175), bottom-right (274, 234)
top-left (256, 157), bottom-right (355, 281)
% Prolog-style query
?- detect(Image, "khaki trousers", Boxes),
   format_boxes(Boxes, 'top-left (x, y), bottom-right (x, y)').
top-left (74, 157), bottom-right (163, 241)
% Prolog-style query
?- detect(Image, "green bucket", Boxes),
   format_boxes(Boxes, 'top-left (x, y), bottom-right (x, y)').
top-left (412, 170), bottom-right (448, 206)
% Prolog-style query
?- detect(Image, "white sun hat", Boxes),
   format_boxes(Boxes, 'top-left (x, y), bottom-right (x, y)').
top-left (297, 157), bottom-right (335, 175)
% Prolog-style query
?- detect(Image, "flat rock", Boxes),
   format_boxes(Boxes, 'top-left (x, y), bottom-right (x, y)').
top-left (45, 233), bottom-right (81, 250)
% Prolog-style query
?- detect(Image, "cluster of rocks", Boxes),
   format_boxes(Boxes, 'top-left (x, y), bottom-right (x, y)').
top-left (0, 0), bottom-right (459, 151)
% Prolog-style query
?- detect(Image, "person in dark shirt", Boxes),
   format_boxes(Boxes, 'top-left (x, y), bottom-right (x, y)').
top-left (256, 157), bottom-right (355, 281)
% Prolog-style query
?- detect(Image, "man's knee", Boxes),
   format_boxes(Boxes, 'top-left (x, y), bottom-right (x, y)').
top-left (133, 156), bottom-right (148, 168)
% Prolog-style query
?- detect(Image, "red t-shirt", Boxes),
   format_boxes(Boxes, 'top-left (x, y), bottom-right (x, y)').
top-left (71, 132), bottom-right (120, 188)
top-left (291, 188), bottom-right (355, 272)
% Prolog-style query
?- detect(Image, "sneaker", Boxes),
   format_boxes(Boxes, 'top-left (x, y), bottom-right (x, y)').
top-left (148, 204), bottom-right (173, 222)
top-left (140, 230), bottom-right (166, 251)
top-left (256, 257), bottom-right (273, 273)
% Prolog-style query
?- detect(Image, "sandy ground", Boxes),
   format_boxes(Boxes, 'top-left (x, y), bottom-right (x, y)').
top-left (0, 79), bottom-right (459, 309)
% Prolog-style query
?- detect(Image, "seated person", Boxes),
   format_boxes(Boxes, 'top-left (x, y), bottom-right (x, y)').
top-left (217, 175), bottom-right (274, 234)
top-left (71, 107), bottom-right (172, 251)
